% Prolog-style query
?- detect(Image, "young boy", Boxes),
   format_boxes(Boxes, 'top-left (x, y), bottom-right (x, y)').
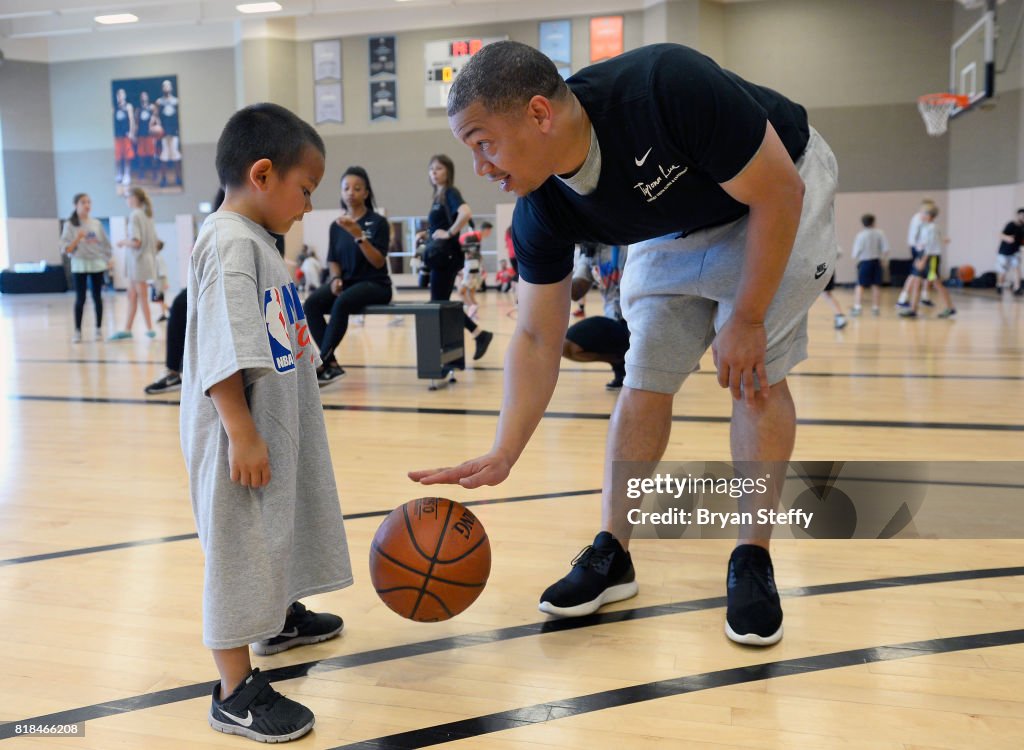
top-left (180, 103), bottom-right (353, 743)
top-left (897, 199), bottom-right (935, 309)
top-left (899, 206), bottom-right (956, 319)
top-left (996, 208), bottom-right (1023, 293)
top-left (152, 239), bottom-right (170, 322)
top-left (850, 213), bottom-right (889, 316)
top-left (458, 221), bottom-right (492, 319)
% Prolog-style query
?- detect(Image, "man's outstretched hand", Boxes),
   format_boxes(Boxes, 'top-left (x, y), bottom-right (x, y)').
top-left (409, 451), bottom-right (512, 489)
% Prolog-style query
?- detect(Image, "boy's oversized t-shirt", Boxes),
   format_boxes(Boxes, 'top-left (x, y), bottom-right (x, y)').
top-left (180, 210), bottom-right (352, 649)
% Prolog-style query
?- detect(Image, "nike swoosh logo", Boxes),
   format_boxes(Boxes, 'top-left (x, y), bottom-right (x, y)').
top-left (814, 264), bottom-right (828, 279)
top-left (635, 147), bottom-right (653, 167)
top-left (220, 709), bottom-right (254, 727)
top-left (278, 628), bottom-right (298, 638)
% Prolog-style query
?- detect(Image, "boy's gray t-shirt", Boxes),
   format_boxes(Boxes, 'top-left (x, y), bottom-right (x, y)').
top-left (180, 211), bottom-right (352, 649)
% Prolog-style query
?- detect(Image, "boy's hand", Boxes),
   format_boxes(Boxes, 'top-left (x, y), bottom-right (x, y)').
top-left (228, 431), bottom-right (271, 488)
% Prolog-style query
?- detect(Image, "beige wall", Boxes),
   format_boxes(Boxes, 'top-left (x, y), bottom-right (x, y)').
top-left (3, 0), bottom-right (1024, 280)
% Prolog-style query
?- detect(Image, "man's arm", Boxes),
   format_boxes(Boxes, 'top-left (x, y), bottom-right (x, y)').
top-left (410, 274), bottom-right (571, 487)
top-left (713, 121), bottom-right (805, 402)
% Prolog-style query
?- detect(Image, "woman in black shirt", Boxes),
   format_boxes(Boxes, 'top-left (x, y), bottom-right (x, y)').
top-left (425, 154), bottom-right (493, 361)
top-left (304, 166), bottom-right (392, 385)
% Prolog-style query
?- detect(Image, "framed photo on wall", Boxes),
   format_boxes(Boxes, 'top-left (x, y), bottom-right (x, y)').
top-left (590, 16), bottom-right (624, 63)
top-left (369, 36), bottom-right (396, 78)
top-left (539, 20), bottom-right (572, 79)
top-left (370, 80), bottom-right (397, 122)
top-left (313, 39), bottom-right (342, 82)
top-left (111, 75), bottom-right (182, 195)
top-left (315, 83), bottom-right (344, 124)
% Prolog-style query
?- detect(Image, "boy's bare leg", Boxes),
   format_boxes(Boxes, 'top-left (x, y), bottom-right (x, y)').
top-left (213, 646), bottom-right (252, 700)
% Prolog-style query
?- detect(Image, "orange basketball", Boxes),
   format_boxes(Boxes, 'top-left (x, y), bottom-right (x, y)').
top-left (958, 264), bottom-right (976, 284)
top-left (369, 498), bottom-right (491, 622)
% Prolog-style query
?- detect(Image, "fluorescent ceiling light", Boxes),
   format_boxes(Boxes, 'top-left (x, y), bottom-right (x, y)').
top-left (236, 2), bottom-right (283, 12)
top-left (95, 13), bottom-right (139, 25)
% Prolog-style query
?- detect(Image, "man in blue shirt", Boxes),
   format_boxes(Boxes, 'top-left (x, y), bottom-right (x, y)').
top-left (411, 41), bottom-right (839, 647)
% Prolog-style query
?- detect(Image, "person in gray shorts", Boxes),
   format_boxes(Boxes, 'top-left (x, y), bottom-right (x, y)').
top-left (411, 41), bottom-right (839, 647)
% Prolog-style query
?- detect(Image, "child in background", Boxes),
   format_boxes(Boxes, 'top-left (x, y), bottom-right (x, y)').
top-left (900, 206), bottom-right (956, 319)
top-left (850, 214), bottom-right (888, 316)
top-left (153, 240), bottom-right (170, 322)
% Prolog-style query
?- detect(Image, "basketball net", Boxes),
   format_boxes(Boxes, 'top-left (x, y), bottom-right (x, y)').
top-left (918, 93), bottom-right (970, 136)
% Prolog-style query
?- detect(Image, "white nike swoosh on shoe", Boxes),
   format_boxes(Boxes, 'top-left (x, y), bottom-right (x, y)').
top-left (634, 147), bottom-right (653, 167)
top-left (277, 628), bottom-right (298, 638)
top-left (220, 709), bottom-right (254, 727)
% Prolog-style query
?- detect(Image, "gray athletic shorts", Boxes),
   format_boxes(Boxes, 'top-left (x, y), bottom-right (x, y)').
top-left (620, 126), bottom-right (838, 394)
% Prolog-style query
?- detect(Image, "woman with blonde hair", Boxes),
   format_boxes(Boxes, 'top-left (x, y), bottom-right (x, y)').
top-left (110, 186), bottom-right (158, 340)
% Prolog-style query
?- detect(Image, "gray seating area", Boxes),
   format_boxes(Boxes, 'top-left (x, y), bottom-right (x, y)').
top-left (362, 300), bottom-right (464, 390)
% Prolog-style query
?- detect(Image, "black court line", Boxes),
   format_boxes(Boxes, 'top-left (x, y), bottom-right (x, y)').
top-left (331, 628), bottom-right (1024, 749)
top-left (5, 471), bottom-right (1024, 569)
top-left (0, 565), bottom-right (1020, 741)
top-left (0, 489), bottom-right (600, 568)
top-left (17, 357), bottom-right (1024, 381)
top-left (8, 394), bottom-right (1023, 432)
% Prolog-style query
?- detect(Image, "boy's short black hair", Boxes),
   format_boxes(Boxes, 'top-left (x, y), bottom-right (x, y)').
top-left (216, 103), bottom-right (325, 189)
top-left (480, 221), bottom-right (494, 230)
top-left (861, 214), bottom-right (875, 227)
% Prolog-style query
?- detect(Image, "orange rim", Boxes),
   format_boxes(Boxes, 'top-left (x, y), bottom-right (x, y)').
top-left (918, 93), bottom-right (970, 108)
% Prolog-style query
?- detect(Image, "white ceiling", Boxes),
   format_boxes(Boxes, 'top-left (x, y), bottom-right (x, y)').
top-left (0, 0), bottom-right (976, 62)
top-left (0, 0), bottom-right (678, 61)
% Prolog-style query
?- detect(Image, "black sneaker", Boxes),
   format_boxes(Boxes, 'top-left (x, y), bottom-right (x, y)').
top-left (606, 362), bottom-right (626, 390)
top-left (144, 372), bottom-right (182, 395)
top-left (538, 531), bottom-right (638, 617)
top-left (209, 668), bottom-right (314, 743)
top-left (317, 364), bottom-right (346, 388)
top-left (725, 545), bottom-right (783, 646)
top-left (920, 298), bottom-right (935, 307)
top-left (473, 330), bottom-right (493, 360)
top-left (251, 602), bottom-right (344, 656)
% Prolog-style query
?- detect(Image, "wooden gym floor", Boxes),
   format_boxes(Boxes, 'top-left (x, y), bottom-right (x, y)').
top-left (0, 284), bottom-right (1022, 748)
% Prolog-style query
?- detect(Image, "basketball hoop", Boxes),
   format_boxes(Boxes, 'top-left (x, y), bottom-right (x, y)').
top-left (917, 93), bottom-right (970, 136)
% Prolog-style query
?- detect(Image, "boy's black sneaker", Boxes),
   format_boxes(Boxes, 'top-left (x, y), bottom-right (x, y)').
top-left (725, 545), bottom-right (783, 646)
top-left (209, 668), bottom-right (314, 743)
top-left (473, 330), bottom-right (493, 360)
top-left (317, 364), bottom-right (346, 387)
top-left (144, 372), bottom-right (182, 395)
top-left (252, 602), bottom-right (344, 656)
top-left (538, 531), bottom-right (638, 617)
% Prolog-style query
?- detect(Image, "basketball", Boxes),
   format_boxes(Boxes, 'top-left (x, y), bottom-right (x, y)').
top-left (149, 123), bottom-right (164, 139)
top-left (369, 497), bottom-right (491, 622)
top-left (958, 264), bottom-right (976, 284)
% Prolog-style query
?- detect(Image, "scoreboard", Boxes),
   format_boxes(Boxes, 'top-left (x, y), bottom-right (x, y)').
top-left (424, 35), bottom-right (508, 109)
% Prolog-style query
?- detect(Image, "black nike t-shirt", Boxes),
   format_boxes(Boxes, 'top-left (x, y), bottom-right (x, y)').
top-left (327, 210), bottom-right (391, 285)
top-left (998, 221), bottom-right (1023, 255)
top-left (511, 43), bottom-right (810, 284)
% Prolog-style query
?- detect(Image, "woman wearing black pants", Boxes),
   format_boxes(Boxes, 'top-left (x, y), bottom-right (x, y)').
top-left (303, 166), bottom-right (393, 386)
top-left (425, 155), bottom-right (493, 361)
top-left (59, 193), bottom-right (112, 343)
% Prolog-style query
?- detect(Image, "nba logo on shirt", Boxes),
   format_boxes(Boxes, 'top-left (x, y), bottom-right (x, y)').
top-left (264, 287), bottom-right (296, 373)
